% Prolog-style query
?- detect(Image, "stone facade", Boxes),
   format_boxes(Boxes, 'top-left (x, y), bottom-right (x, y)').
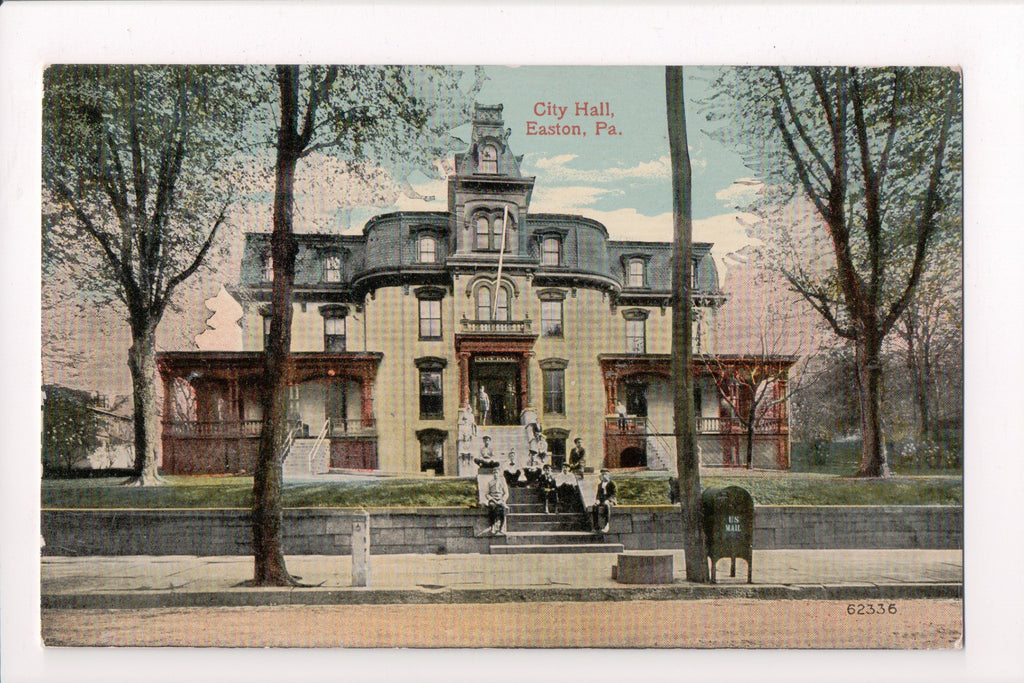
top-left (157, 103), bottom-right (795, 475)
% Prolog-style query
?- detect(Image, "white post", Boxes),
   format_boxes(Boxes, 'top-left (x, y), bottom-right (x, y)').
top-left (351, 510), bottom-right (370, 587)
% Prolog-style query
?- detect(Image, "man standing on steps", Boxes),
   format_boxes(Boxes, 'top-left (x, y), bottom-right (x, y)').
top-left (539, 463), bottom-right (558, 514)
top-left (592, 468), bottom-right (617, 533)
top-left (477, 385), bottom-right (490, 426)
top-left (568, 437), bottom-right (586, 477)
top-left (484, 468), bottom-right (509, 535)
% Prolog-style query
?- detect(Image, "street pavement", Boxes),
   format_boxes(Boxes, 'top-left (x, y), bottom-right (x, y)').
top-left (42, 548), bottom-right (962, 609)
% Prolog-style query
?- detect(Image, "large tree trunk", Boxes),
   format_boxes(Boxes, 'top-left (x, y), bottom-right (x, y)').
top-left (124, 321), bottom-right (162, 486)
top-left (855, 333), bottom-right (891, 477)
top-left (666, 66), bottom-right (709, 583)
top-left (252, 66), bottom-right (301, 587)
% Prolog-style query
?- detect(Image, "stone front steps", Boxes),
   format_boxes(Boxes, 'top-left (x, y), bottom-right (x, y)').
top-left (488, 481), bottom-right (624, 555)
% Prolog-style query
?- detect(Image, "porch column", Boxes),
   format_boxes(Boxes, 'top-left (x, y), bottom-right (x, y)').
top-left (358, 365), bottom-right (375, 428)
top-left (603, 370), bottom-right (617, 415)
top-left (517, 354), bottom-right (530, 411)
top-left (458, 351), bottom-right (471, 406)
top-left (160, 370), bottom-right (173, 435)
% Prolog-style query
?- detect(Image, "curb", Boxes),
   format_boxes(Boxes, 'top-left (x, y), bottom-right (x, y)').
top-left (42, 583), bottom-right (962, 609)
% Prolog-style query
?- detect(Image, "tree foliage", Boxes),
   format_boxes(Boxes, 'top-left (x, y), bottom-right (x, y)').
top-left (252, 65), bottom-right (481, 586)
top-left (42, 385), bottom-right (100, 473)
top-left (704, 67), bottom-right (962, 477)
top-left (42, 65), bottom-right (255, 484)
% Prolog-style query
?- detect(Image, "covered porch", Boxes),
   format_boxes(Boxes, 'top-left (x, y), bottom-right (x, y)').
top-left (597, 354), bottom-right (794, 470)
top-left (157, 352), bottom-right (382, 474)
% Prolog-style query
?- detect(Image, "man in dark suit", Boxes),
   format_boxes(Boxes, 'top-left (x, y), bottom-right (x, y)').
top-left (592, 468), bottom-right (617, 533)
top-left (568, 437), bottom-right (586, 477)
top-left (539, 463), bottom-right (558, 514)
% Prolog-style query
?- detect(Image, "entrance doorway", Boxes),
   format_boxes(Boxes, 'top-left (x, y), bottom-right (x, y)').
top-left (470, 360), bottom-right (521, 426)
top-left (623, 381), bottom-right (648, 419)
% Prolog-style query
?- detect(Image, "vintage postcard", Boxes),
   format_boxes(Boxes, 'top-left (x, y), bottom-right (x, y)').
top-left (38, 61), bottom-right (963, 647)
top-left (7, 3), bottom-right (1022, 682)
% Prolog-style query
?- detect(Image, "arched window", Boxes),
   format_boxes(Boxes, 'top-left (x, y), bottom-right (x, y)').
top-left (478, 144), bottom-right (498, 174)
top-left (476, 284), bottom-right (511, 321)
top-left (418, 235), bottom-right (437, 263)
top-left (475, 214), bottom-right (490, 251)
top-left (494, 286), bottom-right (509, 321)
top-left (476, 287), bottom-right (492, 321)
top-left (471, 209), bottom-right (515, 252)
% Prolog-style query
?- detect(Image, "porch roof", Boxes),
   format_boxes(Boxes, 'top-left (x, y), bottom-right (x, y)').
top-left (157, 351), bottom-right (384, 380)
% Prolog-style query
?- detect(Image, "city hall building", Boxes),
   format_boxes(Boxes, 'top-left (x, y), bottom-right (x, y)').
top-left (157, 104), bottom-right (794, 476)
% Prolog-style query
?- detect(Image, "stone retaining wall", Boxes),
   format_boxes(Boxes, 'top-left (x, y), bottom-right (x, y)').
top-left (41, 505), bottom-right (961, 557)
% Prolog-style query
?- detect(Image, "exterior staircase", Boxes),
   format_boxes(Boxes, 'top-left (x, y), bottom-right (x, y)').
top-left (643, 418), bottom-right (675, 472)
top-left (460, 425), bottom-right (531, 476)
top-left (488, 481), bottom-right (624, 555)
top-left (282, 441), bottom-right (331, 478)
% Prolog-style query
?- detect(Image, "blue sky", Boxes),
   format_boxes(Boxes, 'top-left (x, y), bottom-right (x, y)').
top-left (474, 66), bottom-right (751, 221)
top-left (340, 66), bottom-right (764, 259)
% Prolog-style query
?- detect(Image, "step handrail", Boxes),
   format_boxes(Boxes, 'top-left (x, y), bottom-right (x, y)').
top-left (308, 418), bottom-right (331, 473)
top-left (642, 418), bottom-right (675, 471)
top-left (279, 420), bottom-right (301, 464)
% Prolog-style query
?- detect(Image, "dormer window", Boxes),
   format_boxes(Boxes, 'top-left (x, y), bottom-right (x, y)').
top-left (323, 253), bottom-right (342, 283)
top-left (262, 252), bottom-right (273, 282)
top-left (691, 257), bottom-right (700, 291)
top-left (418, 235), bottom-right (437, 263)
top-left (478, 144), bottom-right (498, 174)
top-left (541, 237), bottom-right (561, 266)
top-left (627, 259), bottom-right (646, 288)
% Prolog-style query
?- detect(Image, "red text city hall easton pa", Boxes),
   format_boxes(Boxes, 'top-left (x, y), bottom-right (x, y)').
top-left (157, 104), bottom-right (794, 477)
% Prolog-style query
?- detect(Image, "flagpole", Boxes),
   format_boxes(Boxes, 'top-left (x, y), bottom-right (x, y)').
top-left (493, 205), bottom-right (509, 321)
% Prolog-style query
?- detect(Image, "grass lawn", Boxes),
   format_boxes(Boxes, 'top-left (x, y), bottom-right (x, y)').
top-left (42, 471), bottom-right (962, 509)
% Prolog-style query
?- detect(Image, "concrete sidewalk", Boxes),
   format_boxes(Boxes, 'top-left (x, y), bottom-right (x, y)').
top-left (42, 549), bottom-right (962, 609)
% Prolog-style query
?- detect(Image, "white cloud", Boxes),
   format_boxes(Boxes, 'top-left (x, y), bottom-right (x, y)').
top-left (534, 154), bottom-right (579, 169)
top-left (715, 177), bottom-right (765, 208)
top-left (530, 185), bottom-right (615, 211)
top-left (527, 154), bottom-right (671, 183)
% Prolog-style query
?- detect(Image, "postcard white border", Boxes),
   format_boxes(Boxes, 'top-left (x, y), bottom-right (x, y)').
top-left (3, 2), bottom-right (1022, 682)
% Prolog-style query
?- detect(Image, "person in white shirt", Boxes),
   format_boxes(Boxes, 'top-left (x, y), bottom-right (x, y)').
top-left (484, 469), bottom-right (509, 534)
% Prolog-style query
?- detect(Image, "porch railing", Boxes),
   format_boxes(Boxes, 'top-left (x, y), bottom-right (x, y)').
top-left (166, 420), bottom-right (264, 437)
top-left (605, 415), bottom-right (787, 436)
top-left (328, 417), bottom-right (377, 435)
top-left (460, 318), bottom-right (532, 334)
top-left (166, 418), bottom-right (377, 438)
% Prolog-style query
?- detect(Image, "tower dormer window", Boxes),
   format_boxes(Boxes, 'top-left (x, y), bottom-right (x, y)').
top-left (471, 210), bottom-right (515, 252)
top-left (478, 144), bottom-right (498, 174)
